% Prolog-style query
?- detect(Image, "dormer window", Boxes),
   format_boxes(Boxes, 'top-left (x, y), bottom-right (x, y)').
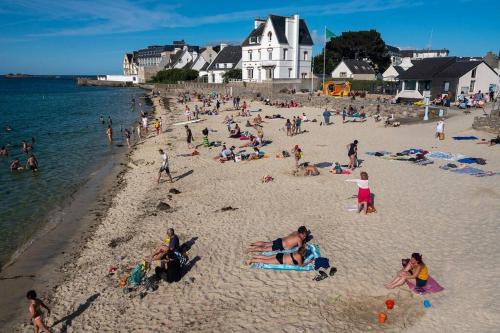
top-left (268, 31), bottom-right (272, 42)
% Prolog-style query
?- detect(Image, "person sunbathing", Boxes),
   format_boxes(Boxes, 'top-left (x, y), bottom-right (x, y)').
top-left (229, 124), bottom-right (241, 138)
top-left (248, 226), bottom-right (308, 252)
top-left (385, 253), bottom-right (429, 290)
top-left (254, 114), bottom-right (263, 124)
top-left (247, 243), bottom-right (307, 266)
top-left (246, 147), bottom-right (263, 161)
top-left (302, 163), bottom-right (319, 176)
top-left (240, 136), bottom-right (257, 148)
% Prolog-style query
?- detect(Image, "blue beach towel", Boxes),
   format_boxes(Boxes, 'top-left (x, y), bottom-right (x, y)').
top-left (252, 244), bottom-right (321, 271)
top-left (452, 136), bottom-right (478, 140)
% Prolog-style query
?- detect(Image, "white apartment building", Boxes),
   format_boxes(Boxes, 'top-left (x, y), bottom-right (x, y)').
top-left (241, 14), bottom-right (314, 82)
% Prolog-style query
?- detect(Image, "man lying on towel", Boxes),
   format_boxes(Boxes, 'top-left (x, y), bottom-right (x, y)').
top-left (248, 226), bottom-right (309, 253)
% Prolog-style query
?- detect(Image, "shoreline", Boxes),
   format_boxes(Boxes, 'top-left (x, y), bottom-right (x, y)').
top-left (0, 90), bottom-right (155, 330)
top-left (5, 90), bottom-right (500, 332)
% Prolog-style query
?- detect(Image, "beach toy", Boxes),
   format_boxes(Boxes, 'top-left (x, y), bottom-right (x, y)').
top-left (423, 299), bottom-right (432, 308)
top-left (385, 299), bottom-right (395, 310)
top-left (378, 312), bottom-right (387, 323)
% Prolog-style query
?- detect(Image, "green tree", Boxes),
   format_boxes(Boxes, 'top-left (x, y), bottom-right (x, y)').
top-left (222, 69), bottom-right (242, 83)
top-left (313, 29), bottom-right (391, 76)
top-left (150, 68), bottom-right (199, 83)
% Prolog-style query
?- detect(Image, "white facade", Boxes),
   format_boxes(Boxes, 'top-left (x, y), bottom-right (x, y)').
top-left (98, 75), bottom-right (139, 83)
top-left (331, 61), bottom-right (353, 79)
top-left (382, 66), bottom-right (400, 82)
top-left (457, 62), bottom-right (499, 96)
top-left (242, 15), bottom-right (313, 82)
top-left (207, 59), bottom-right (242, 84)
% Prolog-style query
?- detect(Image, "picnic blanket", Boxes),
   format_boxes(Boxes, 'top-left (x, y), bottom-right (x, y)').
top-left (252, 244), bottom-right (321, 271)
top-left (456, 157), bottom-right (486, 165)
top-left (452, 136), bottom-right (478, 140)
top-left (406, 275), bottom-right (444, 294)
top-left (366, 151), bottom-right (391, 156)
top-left (249, 108), bottom-right (262, 112)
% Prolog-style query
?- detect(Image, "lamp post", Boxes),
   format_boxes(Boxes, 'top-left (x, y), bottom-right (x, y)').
top-left (423, 91), bottom-right (430, 121)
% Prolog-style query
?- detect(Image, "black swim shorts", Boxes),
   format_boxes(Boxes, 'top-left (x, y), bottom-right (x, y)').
top-left (275, 253), bottom-right (284, 264)
top-left (272, 238), bottom-right (284, 252)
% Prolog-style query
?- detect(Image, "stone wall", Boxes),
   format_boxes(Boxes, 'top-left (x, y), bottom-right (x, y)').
top-left (473, 108), bottom-right (500, 133)
top-left (153, 81), bottom-right (445, 120)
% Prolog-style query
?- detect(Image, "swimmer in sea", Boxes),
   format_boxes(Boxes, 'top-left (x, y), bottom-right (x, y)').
top-left (5, 125), bottom-right (12, 132)
top-left (100, 115), bottom-right (105, 124)
top-left (0, 146), bottom-right (8, 157)
top-left (10, 159), bottom-right (22, 172)
top-left (26, 154), bottom-right (39, 172)
top-left (21, 140), bottom-right (29, 154)
top-left (108, 116), bottom-right (113, 126)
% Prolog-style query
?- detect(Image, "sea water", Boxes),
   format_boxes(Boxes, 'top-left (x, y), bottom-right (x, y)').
top-left (0, 76), bottom-right (147, 267)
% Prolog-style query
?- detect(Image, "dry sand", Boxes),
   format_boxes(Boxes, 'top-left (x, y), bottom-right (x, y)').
top-left (16, 96), bottom-right (500, 332)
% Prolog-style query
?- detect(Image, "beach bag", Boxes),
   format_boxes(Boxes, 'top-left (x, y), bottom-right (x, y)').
top-left (314, 257), bottom-right (330, 270)
top-left (439, 133), bottom-right (445, 140)
top-left (128, 262), bottom-right (148, 286)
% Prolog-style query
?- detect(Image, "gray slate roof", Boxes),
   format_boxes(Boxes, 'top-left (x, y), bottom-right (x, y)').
top-left (398, 57), bottom-right (482, 80)
top-left (207, 45), bottom-right (242, 70)
top-left (342, 59), bottom-right (375, 74)
top-left (393, 66), bottom-right (406, 75)
top-left (242, 15), bottom-right (313, 46)
top-left (399, 49), bottom-right (449, 58)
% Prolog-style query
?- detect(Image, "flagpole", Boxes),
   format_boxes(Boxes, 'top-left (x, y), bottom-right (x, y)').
top-left (322, 26), bottom-right (326, 90)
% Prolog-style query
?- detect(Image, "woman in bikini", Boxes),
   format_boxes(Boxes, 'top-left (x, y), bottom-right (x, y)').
top-left (26, 290), bottom-right (52, 333)
top-left (385, 253), bottom-right (429, 290)
top-left (247, 243), bottom-right (307, 266)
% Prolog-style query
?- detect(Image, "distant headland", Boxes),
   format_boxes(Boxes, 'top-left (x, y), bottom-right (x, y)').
top-left (3, 73), bottom-right (34, 78)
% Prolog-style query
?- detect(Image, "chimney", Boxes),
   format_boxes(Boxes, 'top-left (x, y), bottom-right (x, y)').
top-left (254, 18), bottom-right (265, 30)
top-left (293, 14), bottom-right (300, 79)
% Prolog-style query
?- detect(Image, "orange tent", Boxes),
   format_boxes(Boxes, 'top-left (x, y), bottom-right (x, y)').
top-left (323, 81), bottom-right (351, 96)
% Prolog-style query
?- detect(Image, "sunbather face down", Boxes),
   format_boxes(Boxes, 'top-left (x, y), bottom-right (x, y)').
top-left (247, 243), bottom-right (307, 266)
top-left (248, 226), bottom-right (309, 253)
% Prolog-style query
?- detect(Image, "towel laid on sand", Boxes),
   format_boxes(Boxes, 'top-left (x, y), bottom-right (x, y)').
top-left (427, 151), bottom-right (469, 161)
top-left (440, 165), bottom-right (498, 177)
top-left (252, 244), bottom-right (321, 271)
top-left (452, 136), bottom-right (478, 140)
top-left (406, 275), bottom-right (444, 294)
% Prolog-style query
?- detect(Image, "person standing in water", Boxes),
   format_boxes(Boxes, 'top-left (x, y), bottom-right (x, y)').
top-left (124, 128), bottom-right (131, 148)
top-left (26, 154), bottom-right (39, 172)
top-left (108, 116), bottom-right (113, 126)
top-left (142, 114), bottom-right (148, 135)
top-left (0, 146), bottom-right (8, 157)
top-left (106, 125), bottom-right (113, 144)
top-left (26, 290), bottom-right (52, 333)
top-left (135, 121), bottom-right (142, 142)
top-left (100, 115), bottom-right (105, 124)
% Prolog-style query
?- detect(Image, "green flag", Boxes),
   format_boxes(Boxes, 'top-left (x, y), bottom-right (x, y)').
top-left (325, 28), bottom-right (335, 40)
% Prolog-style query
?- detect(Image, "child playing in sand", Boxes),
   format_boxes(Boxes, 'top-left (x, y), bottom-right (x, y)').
top-left (26, 290), bottom-right (52, 333)
top-left (346, 171), bottom-right (371, 214)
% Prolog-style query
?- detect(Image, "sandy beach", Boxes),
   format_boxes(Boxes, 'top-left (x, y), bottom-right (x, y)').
top-left (12, 93), bottom-right (500, 333)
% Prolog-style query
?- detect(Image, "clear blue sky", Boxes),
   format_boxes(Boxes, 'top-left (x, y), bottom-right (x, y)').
top-left (1, 0), bottom-right (499, 75)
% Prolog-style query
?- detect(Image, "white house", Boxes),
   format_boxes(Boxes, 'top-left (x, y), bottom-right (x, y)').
top-left (98, 75), bottom-right (139, 84)
top-left (396, 57), bottom-right (499, 101)
top-left (123, 53), bottom-right (138, 75)
top-left (331, 59), bottom-right (376, 80)
top-left (382, 60), bottom-right (413, 82)
top-left (241, 14), bottom-right (313, 82)
top-left (206, 45), bottom-right (242, 83)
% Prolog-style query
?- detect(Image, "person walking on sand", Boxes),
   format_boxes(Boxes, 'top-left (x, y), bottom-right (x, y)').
top-left (154, 118), bottom-right (161, 135)
top-left (26, 290), bottom-right (52, 333)
top-left (157, 149), bottom-right (173, 184)
top-left (124, 128), bottom-right (131, 148)
top-left (436, 119), bottom-right (445, 140)
top-left (185, 105), bottom-right (192, 121)
top-left (347, 140), bottom-right (358, 170)
top-left (106, 125), bottom-right (113, 143)
top-left (185, 125), bottom-right (194, 149)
